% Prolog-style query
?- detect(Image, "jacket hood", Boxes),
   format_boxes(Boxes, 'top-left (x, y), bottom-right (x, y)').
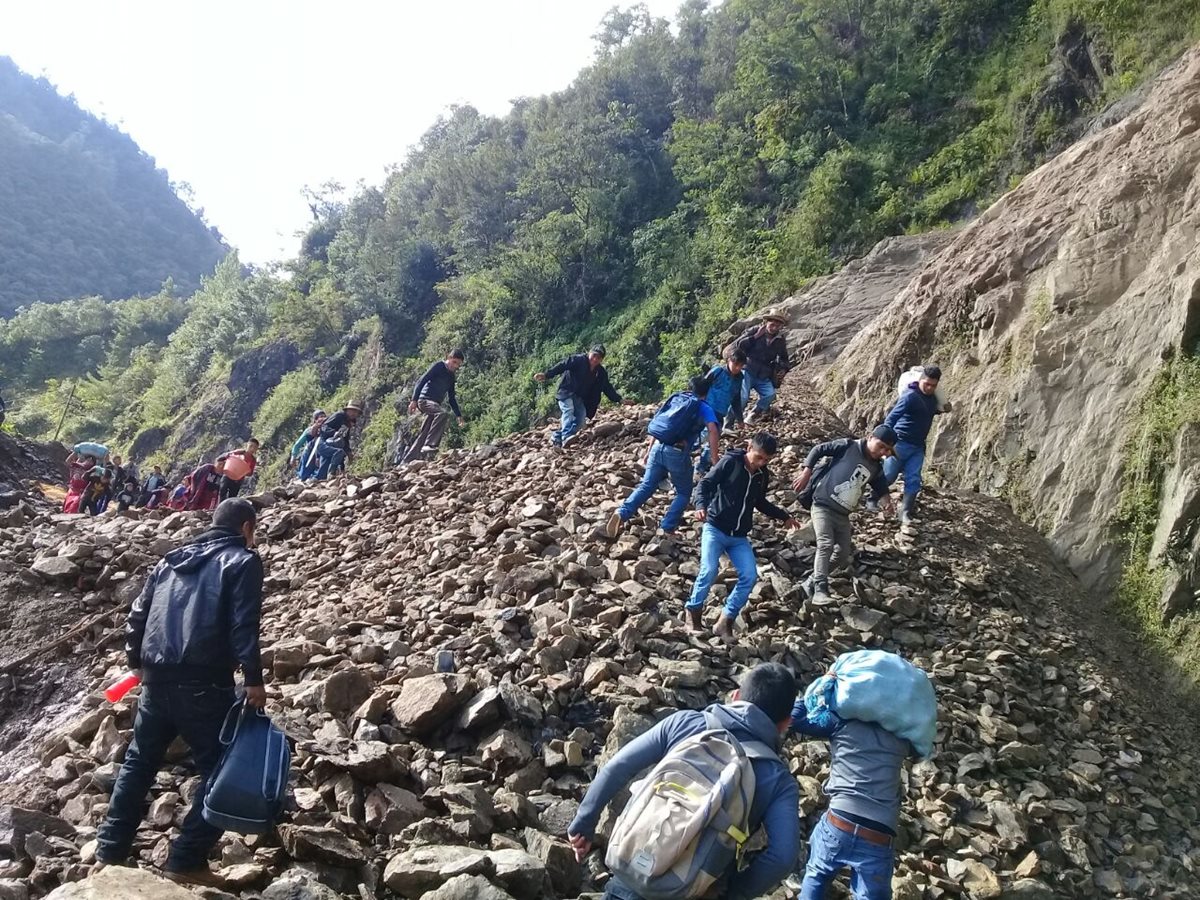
top-left (706, 700), bottom-right (783, 749)
top-left (164, 529), bottom-right (246, 573)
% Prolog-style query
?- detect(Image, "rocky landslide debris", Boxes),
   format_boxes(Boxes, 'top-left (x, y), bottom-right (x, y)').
top-left (1, 387), bottom-right (1199, 899)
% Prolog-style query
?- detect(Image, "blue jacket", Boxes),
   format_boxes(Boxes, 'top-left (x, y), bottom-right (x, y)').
top-left (703, 364), bottom-right (745, 422)
top-left (569, 702), bottom-right (800, 900)
top-left (883, 383), bottom-right (940, 447)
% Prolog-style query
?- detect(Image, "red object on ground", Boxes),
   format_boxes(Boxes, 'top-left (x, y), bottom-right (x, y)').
top-left (104, 672), bottom-right (141, 703)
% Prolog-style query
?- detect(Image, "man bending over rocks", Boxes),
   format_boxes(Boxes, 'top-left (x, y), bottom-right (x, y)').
top-left (568, 663), bottom-right (801, 900)
top-left (687, 432), bottom-right (799, 642)
top-left (96, 498), bottom-right (266, 887)
top-left (794, 426), bottom-right (895, 606)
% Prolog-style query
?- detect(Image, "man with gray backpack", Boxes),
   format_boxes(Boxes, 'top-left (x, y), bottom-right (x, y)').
top-left (567, 663), bottom-right (801, 900)
top-left (606, 376), bottom-right (720, 538)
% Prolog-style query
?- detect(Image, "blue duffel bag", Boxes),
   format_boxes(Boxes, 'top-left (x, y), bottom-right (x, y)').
top-left (203, 698), bottom-right (290, 834)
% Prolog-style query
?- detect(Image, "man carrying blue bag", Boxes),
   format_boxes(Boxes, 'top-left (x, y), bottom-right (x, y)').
top-left (790, 650), bottom-right (936, 900)
top-left (96, 498), bottom-right (266, 888)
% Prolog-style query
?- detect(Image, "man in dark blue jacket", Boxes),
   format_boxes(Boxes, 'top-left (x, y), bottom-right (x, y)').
top-left (535, 344), bottom-right (632, 447)
top-left (687, 433), bottom-right (799, 642)
top-left (882, 365), bottom-right (952, 526)
top-left (312, 401), bottom-right (362, 480)
top-left (96, 499), bottom-right (265, 887)
top-left (403, 349), bottom-right (466, 463)
top-left (567, 663), bottom-right (802, 900)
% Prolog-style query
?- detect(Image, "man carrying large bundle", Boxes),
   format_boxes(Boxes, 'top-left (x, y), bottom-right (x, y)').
top-left (791, 650), bottom-right (936, 900)
top-left (733, 308), bottom-right (790, 421)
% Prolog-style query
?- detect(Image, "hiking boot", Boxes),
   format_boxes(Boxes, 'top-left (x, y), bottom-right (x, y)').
top-left (605, 511), bottom-right (624, 539)
top-left (811, 589), bottom-right (837, 607)
top-left (712, 613), bottom-right (737, 645)
top-left (684, 607), bottom-right (703, 632)
top-left (800, 576), bottom-right (814, 599)
top-left (164, 866), bottom-right (225, 888)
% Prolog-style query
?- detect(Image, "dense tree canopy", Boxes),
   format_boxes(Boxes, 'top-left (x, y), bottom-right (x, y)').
top-left (4, 0), bottom-right (1198, 477)
top-left (0, 56), bottom-right (226, 317)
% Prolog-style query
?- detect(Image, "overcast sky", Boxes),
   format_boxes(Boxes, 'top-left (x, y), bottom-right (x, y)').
top-left (3, 0), bottom-right (683, 265)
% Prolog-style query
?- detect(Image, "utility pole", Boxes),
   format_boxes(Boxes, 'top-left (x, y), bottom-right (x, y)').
top-left (52, 380), bottom-right (78, 443)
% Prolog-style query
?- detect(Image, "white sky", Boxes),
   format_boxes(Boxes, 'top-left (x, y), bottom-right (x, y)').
top-left (2, 0), bottom-right (683, 265)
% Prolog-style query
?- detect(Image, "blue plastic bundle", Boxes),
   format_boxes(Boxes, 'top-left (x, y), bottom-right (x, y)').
top-left (803, 650), bottom-right (937, 758)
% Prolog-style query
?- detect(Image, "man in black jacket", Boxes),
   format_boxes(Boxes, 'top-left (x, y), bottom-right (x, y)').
top-left (685, 432), bottom-right (799, 643)
top-left (534, 344), bottom-right (631, 447)
top-left (403, 349), bottom-right (466, 463)
top-left (312, 401), bottom-right (362, 480)
top-left (733, 309), bottom-right (790, 421)
top-left (96, 499), bottom-right (266, 886)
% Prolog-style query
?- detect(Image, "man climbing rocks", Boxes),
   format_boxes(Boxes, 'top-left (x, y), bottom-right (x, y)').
top-left (567, 663), bottom-right (801, 900)
top-left (882, 364), bottom-right (952, 526)
top-left (534, 344), bottom-right (633, 447)
top-left (696, 349), bottom-right (747, 476)
top-left (733, 308), bottom-right (790, 421)
top-left (185, 458), bottom-right (224, 511)
top-left (217, 439), bottom-right (259, 502)
top-left (687, 432), bottom-right (799, 643)
top-left (312, 401), bottom-right (362, 480)
top-left (606, 375), bottom-right (720, 538)
top-left (96, 498), bottom-right (265, 887)
top-left (793, 426), bottom-right (896, 606)
top-left (403, 349), bottom-right (466, 463)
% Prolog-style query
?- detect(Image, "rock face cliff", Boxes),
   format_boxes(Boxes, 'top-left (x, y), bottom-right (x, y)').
top-left (831, 48), bottom-right (1200, 628)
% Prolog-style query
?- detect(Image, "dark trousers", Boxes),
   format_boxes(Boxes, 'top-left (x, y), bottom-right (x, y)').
top-left (403, 400), bottom-right (450, 462)
top-left (217, 476), bottom-right (243, 502)
top-left (97, 681), bottom-right (236, 871)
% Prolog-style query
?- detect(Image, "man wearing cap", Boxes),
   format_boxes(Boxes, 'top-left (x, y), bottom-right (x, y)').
top-left (534, 344), bottom-right (632, 447)
top-left (882, 364), bottom-right (952, 526)
top-left (403, 348), bottom-right (467, 463)
top-left (793, 426), bottom-right (896, 605)
top-left (312, 401), bottom-right (362, 480)
top-left (96, 498), bottom-right (265, 886)
top-left (734, 309), bottom-right (790, 420)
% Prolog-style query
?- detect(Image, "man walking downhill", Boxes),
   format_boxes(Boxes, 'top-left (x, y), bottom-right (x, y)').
top-left (793, 426), bottom-right (896, 606)
top-left (687, 432), bottom-right (799, 643)
top-left (882, 365), bottom-right (951, 526)
top-left (312, 401), bottom-right (362, 480)
top-left (696, 349), bottom-right (747, 476)
top-left (733, 308), bottom-right (790, 421)
top-left (96, 498), bottom-right (266, 887)
top-left (534, 344), bottom-right (632, 447)
top-left (606, 375), bottom-right (720, 538)
top-left (403, 349), bottom-right (466, 463)
top-left (567, 663), bottom-right (802, 900)
top-left (290, 410), bottom-right (326, 480)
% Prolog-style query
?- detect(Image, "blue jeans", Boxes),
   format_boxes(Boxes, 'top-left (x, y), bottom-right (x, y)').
top-left (313, 442), bottom-right (346, 480)
top-left (553, 395), bottom-right (587, 445)
top-left (742, 374), bottom-right (776, 413)
top-left (882, 440), bottom-right (926, 496)
top-left (800, 815), bottom-right (894, 900)
top-left (686, 522), bottom-right (758, 619)
top-left (97, 681), bottom-right (237, 871)
top-left (618, 443), bottom-right (694, 532)
top-left (694, 422), bottom-right (724, 476)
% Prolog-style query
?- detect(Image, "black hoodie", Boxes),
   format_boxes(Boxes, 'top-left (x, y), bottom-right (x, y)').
top-left (693, 449), bottom-right (791, 537)
top-left (126, 527), bottom-right (264, 686)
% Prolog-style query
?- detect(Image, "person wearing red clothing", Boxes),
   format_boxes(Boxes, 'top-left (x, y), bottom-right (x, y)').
top-left (217, 439), bottom-right (259, 502)
top-left (185, 459), bottom-right (225, 511)
top-left (63, 452), bottom-right (97, 514)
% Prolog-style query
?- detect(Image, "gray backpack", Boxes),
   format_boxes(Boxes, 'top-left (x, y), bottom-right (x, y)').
top-left (604, 712), bottom-right (779, 899)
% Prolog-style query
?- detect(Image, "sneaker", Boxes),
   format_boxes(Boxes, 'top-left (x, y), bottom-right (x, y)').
top-left (164, 866), bottom-right (226, 888)
top-left (800, 576), bottom-right (814, 599)
top-left (605, 511), bottom-right (624, 539)
top-left (811, 590), bottom-right (837, 607)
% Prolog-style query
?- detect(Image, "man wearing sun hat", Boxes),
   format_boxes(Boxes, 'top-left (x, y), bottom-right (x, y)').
top-left (733, 307), bottom-right (791, 421)
top-left (312, 400), bottom-right (363, 480)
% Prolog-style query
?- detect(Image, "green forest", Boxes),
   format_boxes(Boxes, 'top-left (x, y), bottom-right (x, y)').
top-left (4, 0), bottom-right (1199, 479)
top-left (0, 56), bottom-right (226, 316)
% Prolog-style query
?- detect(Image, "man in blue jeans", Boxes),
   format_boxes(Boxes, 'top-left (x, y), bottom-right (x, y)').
top-left (607, 376), bottom-right (721, 537)
top-left (96, 499), bottom-right (266, 887)
top-left (535, 344), bottom-right (632, 447)
top-left (733, 308), bottom-right (789, 421)
top-left (882, 365), bottom-right (952, 526)
top-left (791, 691), bottom-right (915, 899)
top-left (312, 401), bottom-right (362, 480)
top-left (695, 350), bottom-right (747, 476)
top-left (686, 432), bottom-right (799, 643)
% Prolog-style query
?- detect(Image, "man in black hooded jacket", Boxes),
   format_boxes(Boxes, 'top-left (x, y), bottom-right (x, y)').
top-left (96, 498), bottom-right (265, 886)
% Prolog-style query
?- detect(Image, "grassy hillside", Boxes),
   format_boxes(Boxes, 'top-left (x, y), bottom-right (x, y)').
top-left (4, 0), bottom-right (1199, 480)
